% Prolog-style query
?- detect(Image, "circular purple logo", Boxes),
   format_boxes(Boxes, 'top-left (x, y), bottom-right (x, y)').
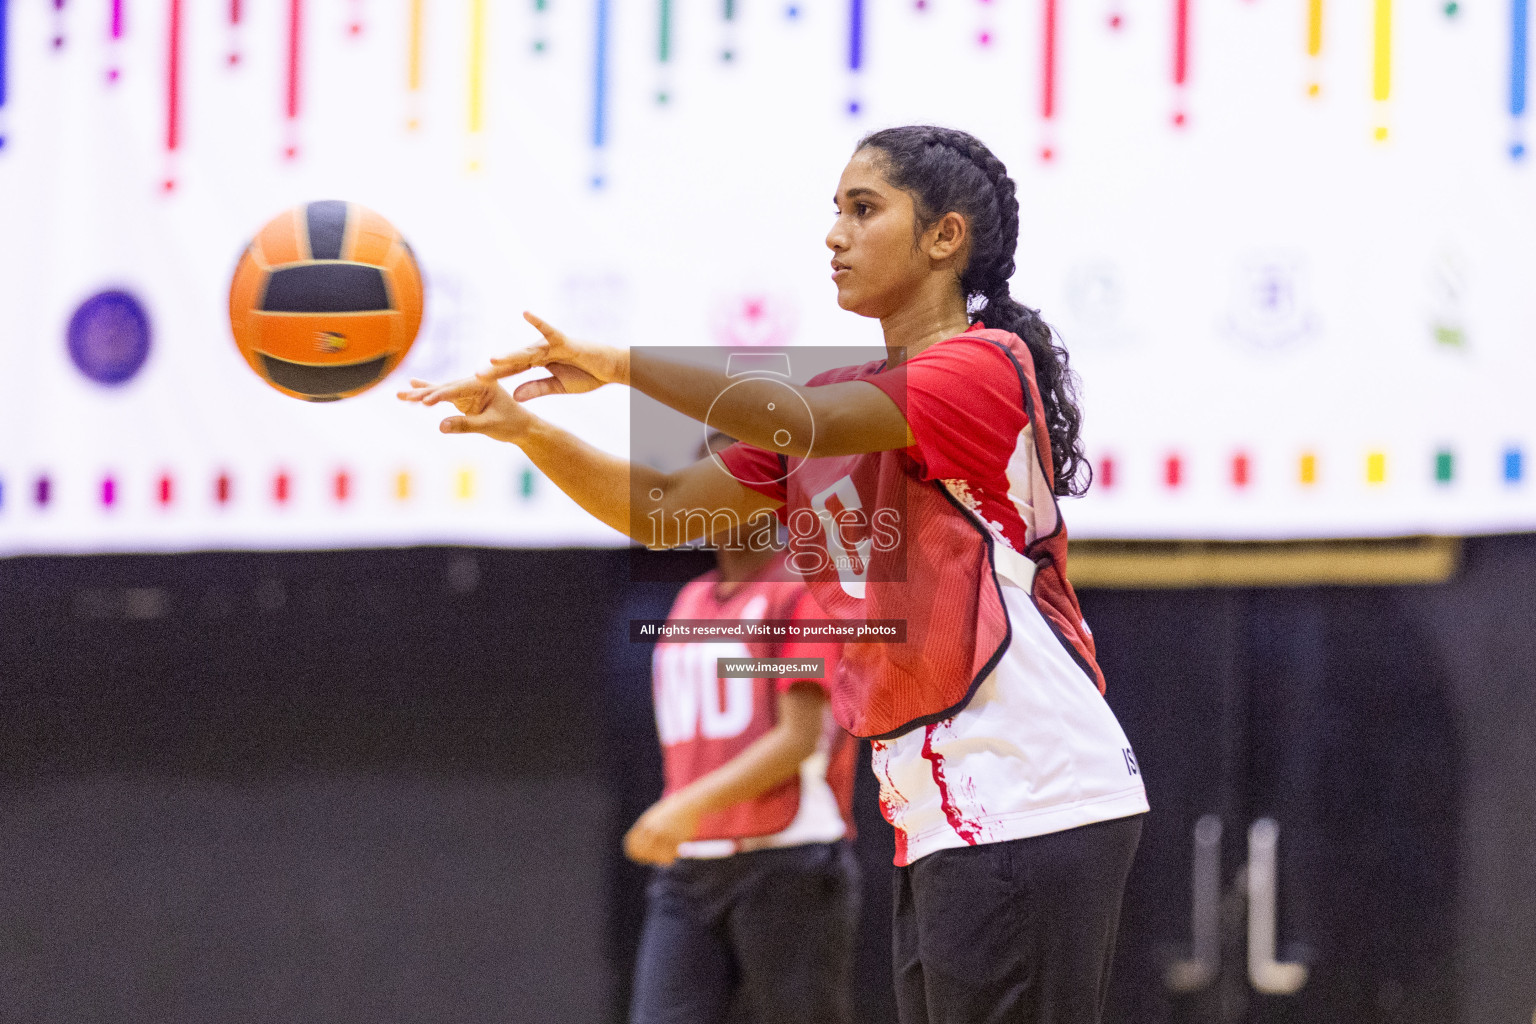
top-left (67, 290), bottom-right (152, 386)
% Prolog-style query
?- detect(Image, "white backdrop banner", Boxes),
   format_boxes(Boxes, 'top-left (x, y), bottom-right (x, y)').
top-left (0, 0), bottom-right (1532, 553)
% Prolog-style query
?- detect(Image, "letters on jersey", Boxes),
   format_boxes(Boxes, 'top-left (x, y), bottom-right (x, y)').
top-left (652, 558), bottom-right (849, 842)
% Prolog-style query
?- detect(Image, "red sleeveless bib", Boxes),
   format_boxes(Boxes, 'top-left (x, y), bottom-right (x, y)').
top-left (654, 560), bottom-right (825, 840)
top-left (783, 329), bottom-right (1104, 740)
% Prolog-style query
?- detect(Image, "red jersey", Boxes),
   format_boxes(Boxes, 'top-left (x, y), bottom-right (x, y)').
top-left (720, 326), bottom-right (1103, 739)
top-left (652, 555), bottom-right (857, 849)
top-left (721, 327), bottom-right (1146, 865)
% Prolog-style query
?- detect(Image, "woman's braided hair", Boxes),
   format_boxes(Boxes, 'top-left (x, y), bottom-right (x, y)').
top-left (857, 126), bottom-right (1091, 497)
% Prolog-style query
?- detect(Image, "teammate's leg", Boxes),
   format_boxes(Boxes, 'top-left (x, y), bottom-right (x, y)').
top-left (631, 862), bottom-right (738, 1024)
top-left (726, 843), bottom-right (861, 1024)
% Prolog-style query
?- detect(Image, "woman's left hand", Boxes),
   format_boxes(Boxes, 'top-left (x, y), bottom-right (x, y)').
top-left (623, 793), bottom-right (704, 866)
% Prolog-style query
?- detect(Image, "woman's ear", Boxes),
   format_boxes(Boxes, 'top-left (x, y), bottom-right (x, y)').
top-left (925, 211), bottom-right (969, 263)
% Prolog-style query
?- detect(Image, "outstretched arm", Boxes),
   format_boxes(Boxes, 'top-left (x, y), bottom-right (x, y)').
top-left (626, 349), bottom-right (912, 458)
top-left (623, 683), bottom-right (828, 866)
top-left (397, 374), bottom-right (781, 547)
top-left (481, 313), bottom-right (914, 458)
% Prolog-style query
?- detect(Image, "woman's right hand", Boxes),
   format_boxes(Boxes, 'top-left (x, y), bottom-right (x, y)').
top-left (396, 376), bottom-right (533, 444)
top-left (476, 312), bottom-right (628, 400)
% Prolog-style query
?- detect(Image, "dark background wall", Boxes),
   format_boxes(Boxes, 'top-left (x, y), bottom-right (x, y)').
top-left (2, 539), bottom-right (1533, 1023)
top-left (0, 549), bottom-right (618, 1024)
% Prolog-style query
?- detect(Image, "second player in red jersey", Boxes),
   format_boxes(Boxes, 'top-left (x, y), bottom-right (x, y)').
top-left (622, 513), bottom-right (861, 1024)
top-left (650, 556), bottom-right (856, 852)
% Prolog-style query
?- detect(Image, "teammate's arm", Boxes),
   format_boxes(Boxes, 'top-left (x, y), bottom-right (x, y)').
top-left (623, 683), bottom-right (827, 867)
top-left (397, 373), bottom-right (781, 546)
top-left (479, 312), bottom-right (914, 457)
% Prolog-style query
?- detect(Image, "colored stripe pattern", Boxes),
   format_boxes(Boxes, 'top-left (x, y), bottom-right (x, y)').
top-left (0, 0), bottom-right (9, 149)
top-left (1042, 0), bottom-right (1057, 120)
top-left (286, 0), bottom-right (302, 155)
top-left (1174, 0), bottom-right (1189, 87)
top-left (166, 0), bottom-right (181, 153)
top-left (849, 0), bottom-right (864, 71)
top-left (107, 0), bottom-right (123, 83)
top-left (1173, 0), bottom-right (1190, 125)
top-left (0, 4), bottom-right (1529, 205)
top-left (408, 0), bottom-right (423, 91)
top-left (1306, 0), bottom-right (1323, 96)
top-left (469, 0), bottom-right (485, 135)
top-left (229, 0), bottom-right (244, 66)
top-left (594, 0), bottom-right (611, 150)
top-left (1514, 0), bottom-right (1529, 157)
top-left (1372, 0), bottom-right (1391, 139)
top-left (1373, 0), bottom-right (1391, 102)
top-left (406, 0), bottom-right (423, 128)
top-left (11, 450), bottom-right (1528, 518)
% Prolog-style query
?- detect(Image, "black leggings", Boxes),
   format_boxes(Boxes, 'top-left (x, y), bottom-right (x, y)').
top-left (630, 842), bottom-right (861, 1024)
top-left (892, 814), bottom-right (1144, 1024)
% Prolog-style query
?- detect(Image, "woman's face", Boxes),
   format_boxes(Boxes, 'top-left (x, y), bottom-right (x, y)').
top-left (825, 149), bottom-right (933, 318)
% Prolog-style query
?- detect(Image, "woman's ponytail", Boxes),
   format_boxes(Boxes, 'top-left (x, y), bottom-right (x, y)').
top-left (858, 126), bottom-right (1091, 497)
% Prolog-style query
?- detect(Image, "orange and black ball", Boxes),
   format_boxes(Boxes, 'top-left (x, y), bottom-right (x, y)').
top-left (229, 201), bottom-right (424, 401)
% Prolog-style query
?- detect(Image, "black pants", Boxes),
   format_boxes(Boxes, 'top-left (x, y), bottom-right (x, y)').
top-left (630, 842), bottom-right (861, 1024)
top-left (893, 814), bottom-right (1144, 1024)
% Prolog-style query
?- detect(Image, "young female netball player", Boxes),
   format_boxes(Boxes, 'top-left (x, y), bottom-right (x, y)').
top-left (401, 125), bottom-right (1148, 1024)
top-left (625, 435), bottom-right (860, 1024)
